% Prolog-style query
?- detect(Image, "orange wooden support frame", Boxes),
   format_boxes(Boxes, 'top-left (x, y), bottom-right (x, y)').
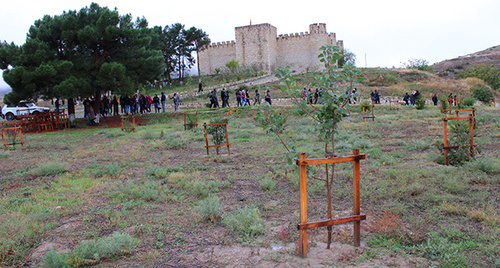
top-left (225, 107), bottom-right (238, 119)
top-left (455, 108), bottom-right (477, 128)
top-left (16, 108), bottom-right (37, 116)
top-left (121, 115), bottom-right (135, 132)
top-left (362, 105), bottom-right (375, 122)
top-left (440, 100), bottom-right (452, 114)
top-left (442, 114), bottom-right (476, 166)
top-left (203, 122), bottom-right (231, 155)
top-left (296, 149), bottom-right (366, 258)
top-left (389, 100), bottom-right (400, 111)
top-left (2, 125), bottom-right (24, 150)
top-left (183, 112), bottom-right (198, 130)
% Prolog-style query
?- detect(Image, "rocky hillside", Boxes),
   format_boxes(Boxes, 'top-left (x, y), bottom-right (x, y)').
top-left (432, 45), bottom-right (500, 77)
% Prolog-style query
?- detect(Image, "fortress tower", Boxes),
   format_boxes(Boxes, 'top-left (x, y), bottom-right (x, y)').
top-left (198, 23), bottom-right (343, 75)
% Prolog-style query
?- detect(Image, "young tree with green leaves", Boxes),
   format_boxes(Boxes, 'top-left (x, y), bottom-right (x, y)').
top-left (256, 44), bottom-right (362, 248)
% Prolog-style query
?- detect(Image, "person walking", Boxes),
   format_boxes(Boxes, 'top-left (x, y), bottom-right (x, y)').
top-left (173, 92), bottom-right (180, 111)
top-left (432, 93), bottom-right (438, 106)
top-left (111, 96), bottom-right (119, 116)
top-left (236, 90), bottom-right (241, 107)
top-left (221, 88), bottom-right (228, 108)
top-left (265, 88), bottom-right (272, 105)
top-left (246, 90), bottom-right (251, 106)
top-left (241, 89), bottom-right (248, 106)
top-left (161, 91), bottom-right (166, 112)
top-left (198, 81), bottom-right (203, 92)
top-left (254, 89), bottom-right (261, 105)
top-left (153, 94), bottom-right (160, 113)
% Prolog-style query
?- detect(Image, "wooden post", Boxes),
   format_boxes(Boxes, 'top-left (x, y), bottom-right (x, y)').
top-left (2, 127), bottom-right (6, 150)
top-left (224, 124), bottom-right (230, 155)
top-left (469, 114), bottom-right (474, 157)
top-left (371, 105), bottom-right (375, 121)
top-left (184, 113), bottom-right (187, 130)
top-left (362, 106), bottom-right (366, 123)
top-left (203, 123), bottom-right (210, 155)
top-left (132, 116), bottom-right (135, 132)
top-left (352, 149), bottom-right (361, 247)
top-left (298, 152), bottom-right (308, 258)
top-left (443, 116), bottom-right (449, 165)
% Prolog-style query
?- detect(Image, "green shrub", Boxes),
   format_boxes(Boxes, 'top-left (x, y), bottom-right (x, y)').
top-left (70, 232), bottom-right (138, 263)
top-left (259, 177), bottom-right (276, 191)
top-left (463, 97), bottom-right (475, 107)
top-left (434, 121), bottom-right (476, 166)
top-left (144, 166), bottom-right (169, 179)
top-left (31, 162), bottom-right (69, 177)
top-left (404, 58), bottom-right (433, 72)
top-left (42, 233), bottom-right (138, 267)
top-left (463, 158), bottom-right (500, 174)
top-left (164, 132), bottom-right (189, 149)
top-left (471, 86), bottom-right (494, 104)
top-left (459, 64), bottom-right (500, 90)
top-left (43, 248), bottom-right (70, 268)
top-left (195, 196), bottom-right (223, 222)
top-left (223, 206), bottom-right (266, 243)
top-left (93, 163), bottom-right (123, 178)
top-left (189, 179), bottom-right (227, 197)
top-left (415, 95), bottom-right (426, 110)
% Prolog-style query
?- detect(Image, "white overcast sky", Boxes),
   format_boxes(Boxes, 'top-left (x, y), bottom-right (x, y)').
top-left (1, 0), bottom-right (499, 91)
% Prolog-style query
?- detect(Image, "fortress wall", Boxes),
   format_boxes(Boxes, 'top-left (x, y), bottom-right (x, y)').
top-left (199, 41), bottom-right (236, 75)
top-left (235, 23), bottom-right (277, 74)
top-left (199, 23), bottom-right (343, 75)
top-left (276, 32), bottom-right (316, 72)
top-left (276, 23), bottom-right (340, 72)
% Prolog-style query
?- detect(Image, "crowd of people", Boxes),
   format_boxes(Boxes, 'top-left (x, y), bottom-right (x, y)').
top-left (82, 91), bottom-right (182, 124)
top-left (208, 87), bottom-right (272, 108)
top-left (80, 84), bottom-right (461, 126)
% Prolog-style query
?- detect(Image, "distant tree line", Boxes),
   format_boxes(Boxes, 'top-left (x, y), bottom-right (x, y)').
top-left (0, 2), bottom-right (210, 117)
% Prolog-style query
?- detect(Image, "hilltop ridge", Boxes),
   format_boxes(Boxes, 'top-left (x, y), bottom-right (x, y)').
top-left (432, 45), bottom-right (500, 77)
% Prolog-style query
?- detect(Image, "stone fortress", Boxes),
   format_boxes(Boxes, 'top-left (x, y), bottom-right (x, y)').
top-left (198, 23), bottom-right (343, 75)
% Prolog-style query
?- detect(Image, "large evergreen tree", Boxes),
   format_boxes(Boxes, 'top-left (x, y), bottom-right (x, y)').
top-left (152, 23), bottom-right (210, 83)
top-left (0, 3), bottom-right (165, 117)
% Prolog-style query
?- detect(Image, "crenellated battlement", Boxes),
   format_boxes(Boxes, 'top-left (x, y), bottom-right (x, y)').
top-left (203, 40), bottom-right (236, 50)
top-left (198, 23), bottom-right (344, 75)
top-left (278, 32), bottom-right (309, 40)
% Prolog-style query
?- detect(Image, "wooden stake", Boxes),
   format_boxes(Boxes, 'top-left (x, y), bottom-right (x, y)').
top-left (299, 152), bottom-right (308, 258)
top-left (353, 149), bottom-right (361, 247)
top-left (443, 116), bottom-right (449, 165)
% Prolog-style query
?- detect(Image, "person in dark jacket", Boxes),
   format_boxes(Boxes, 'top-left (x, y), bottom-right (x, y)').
top-left (432, 93), bottom-right (438, 106)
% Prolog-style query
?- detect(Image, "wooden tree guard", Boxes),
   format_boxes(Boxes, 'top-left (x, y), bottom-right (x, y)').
top-left (440, 100), bottom-right (452, 114)
top-left (2, 125), bottom-right (24, 150)
top-left (203, 122), bottom-right (231, 155)
top-left (389, 100), bottom-right (400, 111)
top-left (455, 108), bottom-right (477, 128)
top-left (362, 105), bottom-right (375, 122)
top-left (225, 107), bottom-right (238, 119)
top-left (296, 149), bottom-right (366, 258)
top-left (183, 112), bottom-right (198, 130)
top-left (442, 114), bottom-right (476, 165)
top-left (121, 116), bottom-right (135, 132)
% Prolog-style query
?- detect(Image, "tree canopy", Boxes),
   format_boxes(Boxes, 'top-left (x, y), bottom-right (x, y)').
top-left (151, 23), bottom-right (210, 82)
top-left (0, 3), bottom-right (212, 113)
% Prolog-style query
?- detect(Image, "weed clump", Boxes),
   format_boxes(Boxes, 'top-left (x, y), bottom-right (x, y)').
top-left (43, 232), bottom-right (138, 267)
top-left (31, 162), bottom-right (69, 177)
top-left (223, 206), bottom-right (266, 243)
top-left (195, 196), bottom-right (223, 222)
